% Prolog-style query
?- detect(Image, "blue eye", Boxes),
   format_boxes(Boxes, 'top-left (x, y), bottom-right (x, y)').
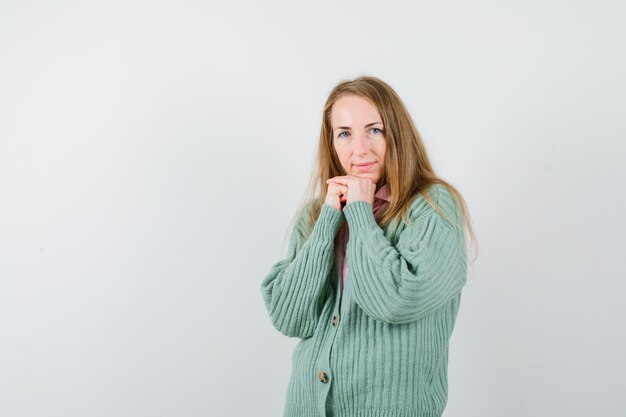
top-left (337, 128), bottom-right (383, 139)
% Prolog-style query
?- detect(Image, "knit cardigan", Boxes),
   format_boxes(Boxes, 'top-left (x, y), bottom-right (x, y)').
top-left (336, 182), bottom-right (392, 292)
top-left (260, 184), bottom-right (467, 417)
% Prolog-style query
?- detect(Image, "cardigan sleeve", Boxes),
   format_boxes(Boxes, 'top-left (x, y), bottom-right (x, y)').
top-left (341, 198), bottom-right (467, 325)
top-left (260, 203), bottom-right (344, 338)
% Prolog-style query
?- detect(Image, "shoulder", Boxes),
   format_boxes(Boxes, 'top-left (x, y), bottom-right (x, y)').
top-left (293, 199), bottom-right (317, 234)
top-left (407, 184), bottom-right (461, 228)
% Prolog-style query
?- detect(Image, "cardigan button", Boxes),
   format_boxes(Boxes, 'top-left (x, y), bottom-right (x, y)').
top-left (332, 315), bottom-right (339, 327)
top-left (318, 370), bottom-right (329, 383)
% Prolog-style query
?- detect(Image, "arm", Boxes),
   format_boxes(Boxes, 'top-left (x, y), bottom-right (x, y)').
top-left (342, 198), bottom-right (467, 325)
top-left (260, 203), bottom-right (344, 338)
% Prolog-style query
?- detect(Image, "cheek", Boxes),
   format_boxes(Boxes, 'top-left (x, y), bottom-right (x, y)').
top-left (335, 148), bottom-right (349, 165)
top-left (333, 149), bottom-right (348, 170)
top-left (376, 146), bottom-right (386, 162)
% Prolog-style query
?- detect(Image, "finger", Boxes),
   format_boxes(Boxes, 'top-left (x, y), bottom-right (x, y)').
top-left (334, 185), bottom-right (348, 195)
top-left (326, 176), bottom-right (349, 184)
top-left (329, 183), bottom-right (348, 195)
top-left (332, 183), bottom-right (347, 192)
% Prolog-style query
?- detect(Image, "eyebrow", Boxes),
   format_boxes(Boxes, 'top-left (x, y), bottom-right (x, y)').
top-left (335, 122), bottom-right (383, 130)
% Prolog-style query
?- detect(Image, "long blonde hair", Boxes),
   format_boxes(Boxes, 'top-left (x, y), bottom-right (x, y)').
top-left (290, 75), bottom-right (477, 264)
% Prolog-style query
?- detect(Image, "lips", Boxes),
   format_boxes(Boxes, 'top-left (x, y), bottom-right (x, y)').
top-left (354, 162), bottom-right (375, 166)
top-left (354, 161), bottom-right (376, 172)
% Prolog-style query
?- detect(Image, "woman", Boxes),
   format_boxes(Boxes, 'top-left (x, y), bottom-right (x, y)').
top-left (260, 75), bottom-right (477, 417)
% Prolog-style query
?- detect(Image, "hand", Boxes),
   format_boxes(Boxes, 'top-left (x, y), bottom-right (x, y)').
top-left (325, 175), bottom-right (376, 207)
top-left (324, 181), bottom-right (348, 212)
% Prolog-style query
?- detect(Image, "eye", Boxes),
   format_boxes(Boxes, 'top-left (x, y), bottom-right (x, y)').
top-left (338, 131), bottom-right (349, 138)
top-left (371, 127), bottom-right (383, 134)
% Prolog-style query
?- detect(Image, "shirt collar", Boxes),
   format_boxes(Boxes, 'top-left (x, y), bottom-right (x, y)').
top-left (374, 183), bottom-right (391, 203)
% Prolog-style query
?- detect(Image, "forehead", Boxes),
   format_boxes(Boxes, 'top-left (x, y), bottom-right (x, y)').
top-left (331, 95), bottom-right (381, 125)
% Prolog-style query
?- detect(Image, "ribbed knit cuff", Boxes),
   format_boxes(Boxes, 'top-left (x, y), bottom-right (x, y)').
top-left (310, 203), bottom-right (345, 239)
top-left (342, 200), bottom-right (378, 231)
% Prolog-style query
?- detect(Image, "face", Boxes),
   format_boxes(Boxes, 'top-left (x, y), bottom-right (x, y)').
top-left (331, 95), bottom-right (386, 185)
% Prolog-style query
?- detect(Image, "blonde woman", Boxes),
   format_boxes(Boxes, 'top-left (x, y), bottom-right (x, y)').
top-left (260, 75), bottom-right (476, 417)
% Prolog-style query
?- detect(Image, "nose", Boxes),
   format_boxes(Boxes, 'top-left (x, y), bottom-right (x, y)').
top-left (353, 131), bottom-right (369, 156)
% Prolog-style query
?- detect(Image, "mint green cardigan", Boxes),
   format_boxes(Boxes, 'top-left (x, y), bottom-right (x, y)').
top-left (260, 184), bottom-right (467, 417)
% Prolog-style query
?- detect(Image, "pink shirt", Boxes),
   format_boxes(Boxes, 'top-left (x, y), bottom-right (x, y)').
top-left (334, 183), bottom-right (392, 292)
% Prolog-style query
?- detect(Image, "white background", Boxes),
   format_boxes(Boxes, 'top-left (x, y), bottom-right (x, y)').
top-left (1, 1), bottom-right (624, 416)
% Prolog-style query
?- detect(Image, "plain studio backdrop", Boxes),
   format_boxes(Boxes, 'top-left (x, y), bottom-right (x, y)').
top-left (1, 1), bottom-right (624, 416)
